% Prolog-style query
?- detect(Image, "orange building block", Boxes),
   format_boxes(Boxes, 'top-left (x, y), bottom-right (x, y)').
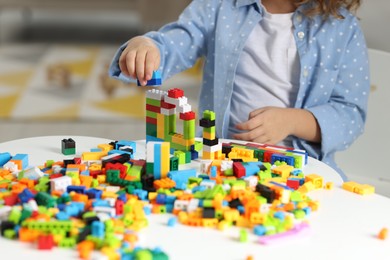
top-left (378, 228), bottom-right (388, 240)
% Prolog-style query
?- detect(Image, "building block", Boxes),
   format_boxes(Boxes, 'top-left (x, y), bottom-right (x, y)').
top-left (0, 152), bottom-right (12, 167)
top-left (137, 70), bottom-right (162, 86)
top-left (378, 228), bottom-right (388, 240)
top-left (62, 138), bottom-right (76, 155)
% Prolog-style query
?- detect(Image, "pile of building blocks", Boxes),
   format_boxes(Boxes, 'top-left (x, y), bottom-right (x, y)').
top-left (0, 87), bottom-right (380, 259)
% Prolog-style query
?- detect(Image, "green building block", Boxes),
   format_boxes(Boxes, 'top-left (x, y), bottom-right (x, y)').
top-left (146, 97), bottom-right (161, 107)
top-left (8, 207), bottom-right (21, 224)
top-left (169, 156), bottom-right (179, 171)
top-left (239, 229), bottom-right (248, 242)
top-left (135, 249), bottom-right (153, 260)
top-left (35, 192), bottom-right (56, 208)
top-left (203, 110), bottom-right (216, 120)
top-left (58, 237), bottom-right (76, 248)
top-left (4, 229), bottom-right (16, 239)
top-left (174, 151), bottom-right (186, 165)
top-left (128, 165), bottom-right (143, 181)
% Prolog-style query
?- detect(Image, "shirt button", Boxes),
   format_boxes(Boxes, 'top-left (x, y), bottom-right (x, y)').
top-left (297, 31), bottom-right (305, 39)
top-left (296, 15), bottom-right (302, 23)
top-left (303, 69), bottom-right (309, 77)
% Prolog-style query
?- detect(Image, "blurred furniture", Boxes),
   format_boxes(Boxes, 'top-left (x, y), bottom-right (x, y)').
top-left (336, 49), bottom-right (390, 197)
top-left (0, 0), bottom-right (191, 30)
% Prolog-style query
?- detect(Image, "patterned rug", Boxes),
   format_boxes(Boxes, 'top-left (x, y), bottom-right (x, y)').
top-left (0, 44), bottom-right (202, 121)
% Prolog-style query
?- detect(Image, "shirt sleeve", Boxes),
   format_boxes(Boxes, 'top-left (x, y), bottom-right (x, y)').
top-left (109, 0), bottom-right (215, 82)
top-left (304, 16), bottom-right (370, 161)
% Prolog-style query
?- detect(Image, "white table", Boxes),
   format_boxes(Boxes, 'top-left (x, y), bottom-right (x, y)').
top-left (0, 136), bottom-right (389, 260)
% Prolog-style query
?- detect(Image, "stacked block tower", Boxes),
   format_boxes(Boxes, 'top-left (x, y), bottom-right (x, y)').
top-left (145, 88), bottom-right (202, 174)
top-left (199, 110), bottom-right (223, 160)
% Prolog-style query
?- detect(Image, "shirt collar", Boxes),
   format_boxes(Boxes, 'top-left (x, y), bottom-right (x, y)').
top-left (235, 0), bottom-right (263, 13)
top-left (235, 0), bottom-right (259, 7)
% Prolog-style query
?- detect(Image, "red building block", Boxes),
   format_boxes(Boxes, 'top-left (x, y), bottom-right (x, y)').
top-left (168, 88), bottom-right (184, 98)
top-left (37, 234), bottom-right (55, 250)
top-left (180, 111), bottom-right (196, 120)
top-left (233, 162), bottom-right (246, 178)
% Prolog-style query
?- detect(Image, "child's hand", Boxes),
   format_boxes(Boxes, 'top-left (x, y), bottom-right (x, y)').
top-left (232, 107), bottom-right (294, 145)
top-left (119, 36), bottom-right (161, 86)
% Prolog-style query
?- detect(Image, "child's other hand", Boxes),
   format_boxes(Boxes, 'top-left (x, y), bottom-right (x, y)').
top-left (232, 107), bottom-right (294, 145)
top-left (119, 36), bottom-right (160, 86)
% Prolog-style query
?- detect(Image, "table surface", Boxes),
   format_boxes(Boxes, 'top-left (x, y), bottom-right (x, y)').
top-left (0, 136), bottom-right (389, 260)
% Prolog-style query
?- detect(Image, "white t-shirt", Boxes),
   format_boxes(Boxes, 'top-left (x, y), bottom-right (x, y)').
top-left (229, 8), bottom-right (300, 147)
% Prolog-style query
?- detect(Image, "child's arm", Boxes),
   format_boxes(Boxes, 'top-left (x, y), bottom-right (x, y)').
top-left (109, 0), bottom-right (216, 84)
top-left (233, 107), bottom-right (320, 145)
top-left (118, 36), bottom-right (161, 86)
top-left (234, 14), bottom-right (369, 153)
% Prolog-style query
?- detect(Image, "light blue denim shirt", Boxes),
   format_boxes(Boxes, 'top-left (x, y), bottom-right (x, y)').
top-left (110, 0), bottom-right (370, 180)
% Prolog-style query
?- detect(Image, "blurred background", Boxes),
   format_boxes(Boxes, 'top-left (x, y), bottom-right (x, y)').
top-left (0, 0), bottom-right (389, 196)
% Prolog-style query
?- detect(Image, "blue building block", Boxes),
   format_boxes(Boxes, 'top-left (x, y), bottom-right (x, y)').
top-left (210, 166), bottom-right (217, 178)
top-left (143, 206), bottom-right (152, 215)
top-left (271, 154), bottom-right (295, 166)
top-left (67, 185), bottom-right (86, 194)
top-left (12, 154), bottom-right (29, 170)
top-left (18, 188), bottom-right (35, 203)
top-left (92, 199), bottom-right (110, 207)
top-left (56, 211), bottom-right (70, 220)
top-left (168, 169), bottom-right (197, 190)
top-left (146, 135), bottom-right (163, 143)
top-left (242, 162), bottom-right (262, 177)
top-left (1, 152), bottom-right (13, 166)
top-left (81, 170), bottom-right (90, 176)
top-left (166, 195), bottom-right (176, 205)
top-left (137, 71), bottom-right (162, 86)
top-left (116, 140), bottom-right (136, 153)
top-left (156, 194), bottom-right (167, 204)
top-left (108, 149), bottom-right (134, 159)
top-left (91, 221), bottom-right (105, 238)
top-left (167, 217), bottom-right (177, 227)
top-left (86, 188), bottom-right (103, 199)
top-left (133, 189), bottom-right (148, 200)
top-left (165, 204), bottom-right (174, 213)
top-left (253, 225), bottom-right (267, 236)
top-left (237, 205), bottom-right (245, 214)
top-left (118, 193), bottom-right (127, 203)
top-left (273, 211), bottom-right (285, 221)
top-left (153, 143), bottom-right (162, 180)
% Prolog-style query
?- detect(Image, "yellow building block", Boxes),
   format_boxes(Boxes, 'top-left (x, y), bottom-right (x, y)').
top-left (343, 181), bottom-right (375, 195)
top-left (161, 142), bottom-right (170, 179)
top-left (272, 164), bottom-right (294, 179)
top-left (202, 218), bottom-right (218, 228)
top-left (203, 131), bottom-right (216, 140)
top-left (249, 212), bottom-right (266, 224)
top-left (157, 113), bottom-right (165, 139)
top-left (305, 174), bottom-right (323, 189)
top-left (324, 182), bottom-right (334, 190)
top-left (82, 151), bottom-right (107, 161)
top-left (97, 143), bottom-right (113, 152)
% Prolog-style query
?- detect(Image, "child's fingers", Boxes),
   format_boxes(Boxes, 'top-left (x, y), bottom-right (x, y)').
top-left (233, 128), bottom-right (268, 143)
top-left (119, 51), bottom-right (130, 77)
top-left (126, 51), bottom-right (137, 79)
top-left (144, 51), bottom-right (159, 80)
top-left (135, 49), bottom-right (148, 84)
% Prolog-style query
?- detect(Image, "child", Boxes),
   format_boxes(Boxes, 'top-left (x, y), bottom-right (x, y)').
top-left (109, 0), bottom-right (369, 180)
